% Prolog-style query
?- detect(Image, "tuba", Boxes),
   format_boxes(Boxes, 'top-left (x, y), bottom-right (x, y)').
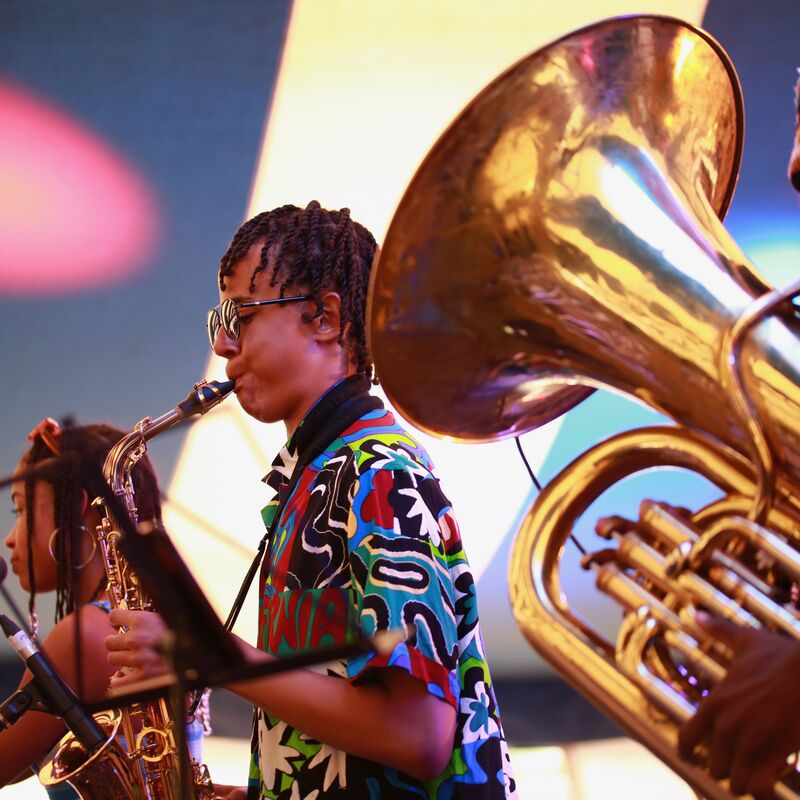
top-left (39, 379), bottom-right (233, 799)
top-left (368, 14), bottom-right (800, 800)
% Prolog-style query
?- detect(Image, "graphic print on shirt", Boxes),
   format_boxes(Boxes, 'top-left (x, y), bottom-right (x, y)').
top-left (252, 406), bottom-right (516, 799)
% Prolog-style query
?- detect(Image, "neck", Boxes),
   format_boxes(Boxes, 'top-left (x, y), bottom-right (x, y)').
top-left (75, 561), bottom-right (108, 607)
top-left (284, 363), bottom-right (358, 439)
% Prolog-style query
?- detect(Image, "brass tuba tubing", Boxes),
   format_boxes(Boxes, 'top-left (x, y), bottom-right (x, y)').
top-left (510, 425), bottom-right (800, 800)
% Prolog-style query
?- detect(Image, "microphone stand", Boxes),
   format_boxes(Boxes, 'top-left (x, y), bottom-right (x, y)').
top-left (0, 558), bottom-right (30, 635)
top-left (0, 614), bottom-right (106, 753)
top-left (0, 685), bottom-right (33, 730)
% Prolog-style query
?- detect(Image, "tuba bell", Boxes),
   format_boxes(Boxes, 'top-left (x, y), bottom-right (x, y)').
top-left (368, 14), bottom-right (800, 800)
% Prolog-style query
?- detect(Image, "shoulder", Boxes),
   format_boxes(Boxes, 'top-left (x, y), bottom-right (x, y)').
top-left (331, 408), bottom-right (437, 480)
top-left (39, 605), bottom-right (116, 692)
top-left (46, 604), bottom-right (111, 647)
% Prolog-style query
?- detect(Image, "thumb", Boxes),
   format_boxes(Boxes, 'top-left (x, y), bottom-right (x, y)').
top-left (695, 611), bottom-right (745, 650)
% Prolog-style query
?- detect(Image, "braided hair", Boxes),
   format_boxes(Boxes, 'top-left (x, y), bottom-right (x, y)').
top-left (218, 201), bottom-right (378, 380)
top-left (23, 424), bottom-right (163, 623)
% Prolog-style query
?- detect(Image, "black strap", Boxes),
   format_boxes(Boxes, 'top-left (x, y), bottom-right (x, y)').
top-left (223, 531), bottom-right (270, 632)
top-left (222, 390), bottom-right (383, 635)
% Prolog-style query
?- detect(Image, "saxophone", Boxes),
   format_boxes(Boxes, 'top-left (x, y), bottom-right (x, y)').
top-left (39, 379), bottom-right (234, 799)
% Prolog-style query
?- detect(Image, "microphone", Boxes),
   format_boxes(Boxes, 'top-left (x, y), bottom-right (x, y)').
top-left (0, 614), bottom-right (105, 751)
top-left (0, 556), bottom-right (30, 634)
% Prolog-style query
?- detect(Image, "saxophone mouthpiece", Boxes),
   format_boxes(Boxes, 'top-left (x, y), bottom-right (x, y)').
top-left (176, 379), bottom-right (235, 419)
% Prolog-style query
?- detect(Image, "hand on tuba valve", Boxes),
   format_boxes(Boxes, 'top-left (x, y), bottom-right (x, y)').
top-left (593, 507), bottom-right (800, 800)
top-left (679, 615), bottom-right (800, 800)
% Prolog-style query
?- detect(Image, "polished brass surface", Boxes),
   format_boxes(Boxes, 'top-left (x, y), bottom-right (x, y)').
top-left (371, 15), bottom-right (800, 452)
top-left (508, 426), bottom-right (800, 800)
top-left (39, 712), bottom-right (144, 799)
top-left (369, 13), bottom-right (800, 800)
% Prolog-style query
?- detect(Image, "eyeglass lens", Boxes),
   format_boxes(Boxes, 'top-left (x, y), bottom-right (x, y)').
top-left (207, 299), bottom-right (242, 346)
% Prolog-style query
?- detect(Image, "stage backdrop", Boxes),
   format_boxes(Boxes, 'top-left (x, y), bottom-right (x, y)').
top-left (1, 0), bottom-right (799, 677)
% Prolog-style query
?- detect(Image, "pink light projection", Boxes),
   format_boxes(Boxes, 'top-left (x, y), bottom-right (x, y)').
top-left (0, 79), bottom-right (161, 294)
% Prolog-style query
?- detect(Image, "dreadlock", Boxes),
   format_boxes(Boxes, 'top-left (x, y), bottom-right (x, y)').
top-left (218, 201), bottom-right (378, 380)
top-left (23, 424), bottom-right (163, 623)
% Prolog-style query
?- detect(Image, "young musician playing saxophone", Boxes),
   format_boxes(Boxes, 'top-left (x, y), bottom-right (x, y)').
top-left (106, 201), bottom-right (516, 799)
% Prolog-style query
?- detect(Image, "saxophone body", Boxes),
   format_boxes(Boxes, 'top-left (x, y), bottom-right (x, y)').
top-left (369, 14), bottom-right (800, 800)
top-left (40, 380), bottom-right (233, 799)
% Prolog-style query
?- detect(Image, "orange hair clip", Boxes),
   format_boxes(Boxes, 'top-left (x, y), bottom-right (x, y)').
top-left (27, 417), bottom-right (62, 455)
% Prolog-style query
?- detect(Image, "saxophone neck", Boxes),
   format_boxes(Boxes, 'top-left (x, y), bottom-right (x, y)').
top-left (102, 378), bottom-right (235, 495)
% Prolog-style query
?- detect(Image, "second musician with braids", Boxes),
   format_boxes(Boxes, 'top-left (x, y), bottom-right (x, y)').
top-left (0, 422), bottom-right (204, 795)
top-left (107, 201), bottom-right (517, 799)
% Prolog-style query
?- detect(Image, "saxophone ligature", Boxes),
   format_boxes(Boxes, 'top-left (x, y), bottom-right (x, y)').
top-left (39, 378), bottom-right (234, 799)
top-left (368, 14), bottom-right (800, 800)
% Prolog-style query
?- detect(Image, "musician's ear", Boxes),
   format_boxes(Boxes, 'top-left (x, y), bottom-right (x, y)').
top-left (309, 292), bottom-right (342, 344)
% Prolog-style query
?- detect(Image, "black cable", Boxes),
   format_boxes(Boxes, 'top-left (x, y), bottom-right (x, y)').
top-left (514, 436), bottom-right (542, 492)
top-left (514, 435), bottom-right (587, 557)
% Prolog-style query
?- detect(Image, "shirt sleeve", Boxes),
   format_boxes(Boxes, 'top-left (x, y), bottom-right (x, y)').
top-left (345, 448), bottom-right (464, 710)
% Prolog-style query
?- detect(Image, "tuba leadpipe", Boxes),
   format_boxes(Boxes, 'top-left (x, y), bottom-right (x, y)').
top-left (368, 13), bottom-right (800, 800)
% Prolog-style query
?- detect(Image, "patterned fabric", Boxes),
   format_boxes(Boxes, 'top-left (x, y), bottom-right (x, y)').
top-left (250, 377), bottom-right (516, 799)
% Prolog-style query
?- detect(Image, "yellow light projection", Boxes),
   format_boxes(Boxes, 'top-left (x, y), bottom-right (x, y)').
top-left (164, 0), bottom-right (709, 662)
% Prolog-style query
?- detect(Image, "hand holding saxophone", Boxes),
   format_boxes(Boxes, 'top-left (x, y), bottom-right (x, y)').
top-left (679, 615), bottom-right (800, 800)
top-left (105, 607), bottom-right (171, 685)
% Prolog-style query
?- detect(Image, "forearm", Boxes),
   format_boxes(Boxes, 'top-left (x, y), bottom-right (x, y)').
top-left (226, 636), bottom-right (455, 781)
top-left (106, 612), bottom-right (457, 779)
top-left (0, 608), bottom-right (114, 787)
top-left (0, 709), bottom-right (65, 787)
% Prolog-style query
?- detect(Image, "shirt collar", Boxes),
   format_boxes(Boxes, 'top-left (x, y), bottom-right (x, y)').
top-left (263, 374), bottom-right (372, 492)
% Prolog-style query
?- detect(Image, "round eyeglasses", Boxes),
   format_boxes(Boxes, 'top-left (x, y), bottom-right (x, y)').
top-left (206, 295), bottom-right (310, 346)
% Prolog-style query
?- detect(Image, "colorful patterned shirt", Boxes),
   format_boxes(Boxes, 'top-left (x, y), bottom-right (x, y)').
top-left (250, 376), bottom-right (516, 799)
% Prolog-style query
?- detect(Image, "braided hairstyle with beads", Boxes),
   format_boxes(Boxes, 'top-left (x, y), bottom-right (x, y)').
top-left (218, 201), bottom-right (378, 380)
top-left (23, 424), bottom-right (163, 623)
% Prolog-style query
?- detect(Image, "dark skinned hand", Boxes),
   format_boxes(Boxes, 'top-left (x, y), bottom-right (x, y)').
top-left (679, 613), bottom-right (800, 800)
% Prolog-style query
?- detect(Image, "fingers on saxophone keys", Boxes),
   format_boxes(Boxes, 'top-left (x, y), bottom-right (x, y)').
top-left (107, 608), bottom-right (132, 628)
top-left (106, 631), bottom-right (163, 667)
